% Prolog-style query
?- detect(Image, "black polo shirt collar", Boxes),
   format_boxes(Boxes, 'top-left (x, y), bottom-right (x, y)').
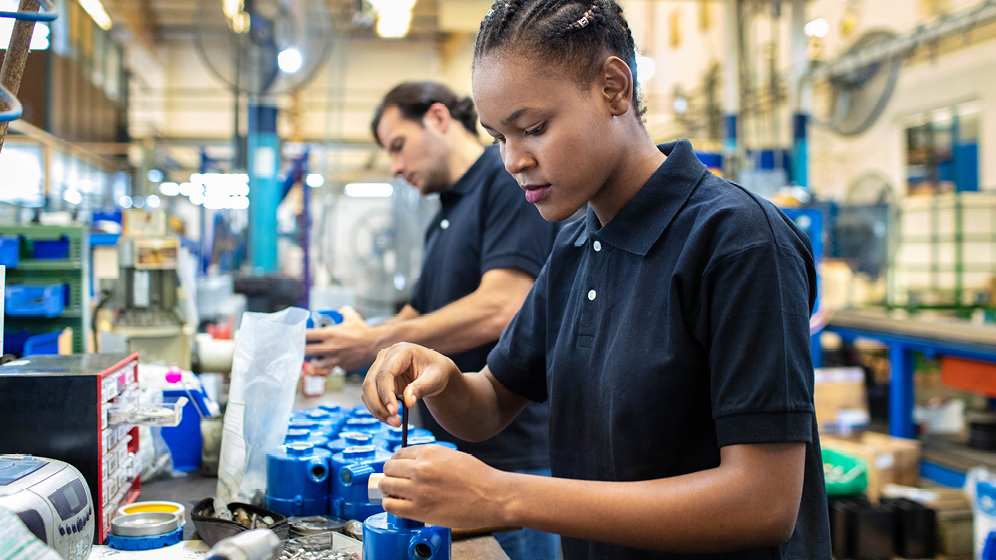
top-left (440, 147), bottom-right (492, 203)
top-left (575, 139), bottom-right (708, 256)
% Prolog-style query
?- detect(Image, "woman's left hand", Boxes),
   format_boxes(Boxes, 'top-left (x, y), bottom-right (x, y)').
top-left (378, 444), bottom-right (509, 529)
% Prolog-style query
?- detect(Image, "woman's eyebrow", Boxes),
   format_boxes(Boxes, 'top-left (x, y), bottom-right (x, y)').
top-left (481, 107), bottom-right (539, 130)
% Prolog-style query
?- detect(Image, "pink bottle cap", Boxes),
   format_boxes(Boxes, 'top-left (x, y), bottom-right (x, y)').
top-left (165, 366), bottom-right (183, 384)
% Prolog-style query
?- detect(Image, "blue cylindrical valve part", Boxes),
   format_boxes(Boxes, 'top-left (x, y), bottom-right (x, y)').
top-left (393, 436), bottom-right (458, 453)
top-left (327, 431), bottom-right (376, 454)
top-left (343, 417), bottom-right (386, 435)
top-left (285, 429), bottom-right (330, 448)
top-left (363, 512), bottom-right (452, 560)
top-left (329, 444), bottom-right (393, 521)
top-left (265, 442), bottom-right (332, 517)
top-left (373, 425), bottom-right (432, 451)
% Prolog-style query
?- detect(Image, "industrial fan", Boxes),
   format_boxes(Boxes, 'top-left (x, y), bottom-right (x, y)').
top-left (194, 0), bottom-right (334, 97)
top-left (823, 30), bottom-right (901, 136)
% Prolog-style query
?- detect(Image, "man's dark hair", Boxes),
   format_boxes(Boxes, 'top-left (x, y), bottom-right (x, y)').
top-left (371, 81), bottom-right (480, 146)
top-left (473, 0), bottom-right (645, 120)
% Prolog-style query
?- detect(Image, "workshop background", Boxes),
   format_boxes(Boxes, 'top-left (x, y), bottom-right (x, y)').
top-left (3, 0), bottom-right (996, 559)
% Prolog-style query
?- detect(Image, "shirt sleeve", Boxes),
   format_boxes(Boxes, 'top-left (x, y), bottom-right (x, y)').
top-left (479, 169), bottom-right (559, 278)
top-left (697, 242), bottom-right (817, 447)
top-left (486, 260), bottom-right (551, 403)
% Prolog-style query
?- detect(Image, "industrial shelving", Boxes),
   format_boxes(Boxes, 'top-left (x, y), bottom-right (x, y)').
top-left (1, 224), bottom-right (90, 354)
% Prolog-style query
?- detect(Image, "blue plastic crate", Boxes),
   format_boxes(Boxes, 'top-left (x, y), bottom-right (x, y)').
top-left (5, 285), bottom-right (66, 317)
top-left (0, 236), bottom-right (19, 268)
top-left (32, 237), bottom-right (70, 260)
top-left (23, 331), bottom-right (61, 355)
top-left (3, 331), bottom-right (31, 356)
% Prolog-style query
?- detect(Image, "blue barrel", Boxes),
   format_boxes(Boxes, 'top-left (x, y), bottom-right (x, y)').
top-left (265, 442), bottom-right (332, 516)
top-left (329, 445), bottom-right (393, 521)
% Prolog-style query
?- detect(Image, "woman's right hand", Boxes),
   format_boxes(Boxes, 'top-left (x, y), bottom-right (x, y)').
top-left (361, 343), bottom-right (460, 426)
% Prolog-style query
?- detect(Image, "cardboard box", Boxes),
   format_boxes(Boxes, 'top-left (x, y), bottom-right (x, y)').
top-left (814, 367), bottom-right (869, 434)
top-left (821, 431), bottom-right (921, 503)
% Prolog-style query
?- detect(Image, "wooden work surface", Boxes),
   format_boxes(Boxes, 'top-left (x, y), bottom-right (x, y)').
top-left (829, 309), bottom-right (996, 347)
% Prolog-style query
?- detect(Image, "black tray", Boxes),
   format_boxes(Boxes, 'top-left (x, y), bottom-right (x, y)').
top-left (191, 498), bottom-right (290, 546)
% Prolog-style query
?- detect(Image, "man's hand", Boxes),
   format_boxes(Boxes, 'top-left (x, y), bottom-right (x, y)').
top-left (361, 343), bottom-right (460, 426)
top-left (378, 444), bottom-right (509, 529)
top-left (305, 306), bottom-right (381, 371)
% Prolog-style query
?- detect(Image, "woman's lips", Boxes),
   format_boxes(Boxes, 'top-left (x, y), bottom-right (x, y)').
top-left (522, 184), bottom-right (551, 204)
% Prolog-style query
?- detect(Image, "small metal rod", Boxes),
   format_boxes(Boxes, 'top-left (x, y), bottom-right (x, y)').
top-left (400, 395), bottom-right (408, 448)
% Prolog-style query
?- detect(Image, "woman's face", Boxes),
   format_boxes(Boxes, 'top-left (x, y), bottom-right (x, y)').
top-left (473, 52), bottom-right (620, 222)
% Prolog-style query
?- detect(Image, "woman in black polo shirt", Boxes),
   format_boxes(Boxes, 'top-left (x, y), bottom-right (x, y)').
top-left (360, 0), bottom-right (832, 558)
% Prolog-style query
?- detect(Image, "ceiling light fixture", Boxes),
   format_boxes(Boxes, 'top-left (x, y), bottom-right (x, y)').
top-left (278, 48), bottom-right (303, 73)
top-left (223, 0), bottom-right (251, 33)
top-left (369, 0), bottom-right (418, 38)
top-left (77, 0), bottom-right (112, 30)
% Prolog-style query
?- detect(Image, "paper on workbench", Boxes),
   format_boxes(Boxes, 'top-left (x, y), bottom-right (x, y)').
top-left (217, 307), bottom-right (310, 506)
top-left (88, 541), bottom-right (210, 560)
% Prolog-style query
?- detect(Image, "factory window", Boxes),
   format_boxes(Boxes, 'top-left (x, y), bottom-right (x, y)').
top-left (905, 102), bottom-right (981, 195)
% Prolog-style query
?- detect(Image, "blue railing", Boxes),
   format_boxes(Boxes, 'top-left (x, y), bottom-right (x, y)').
top-left (0, 0), bottom-right (58, 122)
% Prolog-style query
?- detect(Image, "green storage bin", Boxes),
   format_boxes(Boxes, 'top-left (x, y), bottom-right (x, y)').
top-left (823, 448), bottom-right (869, 496)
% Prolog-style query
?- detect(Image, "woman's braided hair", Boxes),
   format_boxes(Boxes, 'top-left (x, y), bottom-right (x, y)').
top-left (474, 0), bottom-right (646, 120)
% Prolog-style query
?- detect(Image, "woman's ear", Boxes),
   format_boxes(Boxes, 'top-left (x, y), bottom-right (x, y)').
top-left (599, 56), bottom-right (634, 117)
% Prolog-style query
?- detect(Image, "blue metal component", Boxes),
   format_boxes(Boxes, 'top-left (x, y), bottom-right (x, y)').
top-left (342, 417), bottom-right (387, 435)
top-left (307, 309), bottom-right (345, 329)
top-left (289, 418), bottom-right (321, 432)
top-left (363, 512), bottom-right (452, 560)
top-left (792, 113), bottom-right (809, 188)
top-left (285, 429), bottom-right (330, 448)
top-left (889, 344), bottom-right (916, 439)
top-left (329, 445), bottom-right (393, 521)
top-left (248, 103), bottom-right (280, 273)
top-left (106, 527), bottom-right (183, 550)
top-left (327, 431), bottom-right (377, 454)
top-left (265, 443), bottom-right (332, 516)
top-left (319, 403), bottom-right (343, 414)
top-left (351, 404), bottom-right (375, 418)
top-left (303, 406), bottom-right (347, 437)
top-left (723, 114), bottom-right (737, 150)
top-left (375, 426), bottom-right (433, 452)
top-left (393, 437), bottom-right (458, 453)
top-left (920, 461), bottom-right (967, 488)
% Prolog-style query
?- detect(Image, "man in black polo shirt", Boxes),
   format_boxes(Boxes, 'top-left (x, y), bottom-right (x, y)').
top-left (305, 81), bottom-right (561, 558)
top-left (361, 141), bottom-right (830, 558)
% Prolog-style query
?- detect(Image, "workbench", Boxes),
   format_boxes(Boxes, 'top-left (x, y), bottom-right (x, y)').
top-left (128, 382), bottom-right (510, 559)
top-left (825, 308), bottom-right (996, 487)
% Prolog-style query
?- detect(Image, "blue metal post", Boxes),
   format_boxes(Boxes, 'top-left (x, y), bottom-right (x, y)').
top-left (248, 103), bottom-right (280, 273)
top-left (792, 113), bottom-right (808, 187)
top-left (889, 344), bottom-right (916, 438)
